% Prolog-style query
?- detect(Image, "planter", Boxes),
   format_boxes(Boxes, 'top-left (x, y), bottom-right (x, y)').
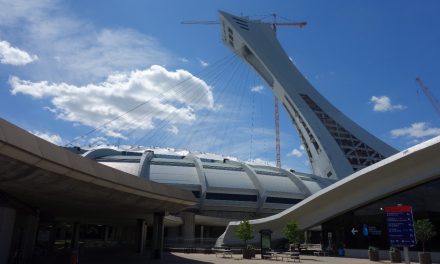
top-left (243, 249), bottom-right (255, 259)
top-left (389, 251), bottom-right (401, 263)
top-left (418, 252), bottom-right (432, 264)
top-left (368, 250), bottom-right (379, 261)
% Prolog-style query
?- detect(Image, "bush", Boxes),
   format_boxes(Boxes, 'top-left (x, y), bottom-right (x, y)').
top-left (415, 219), bottom-right (437, 252)
top-left (283, 221), bottom-right (303, 244)
top-left (234, 220), bottom-right (254, 247)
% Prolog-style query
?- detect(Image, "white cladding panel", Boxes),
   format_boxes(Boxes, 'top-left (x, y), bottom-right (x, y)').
top-left (205, 169), bottom-right (255, 190)
top-left (150, 165), bottom-right (199, 185)
top-left (256, 174), bottom-right (302, 195)
top-left (100, 162), bottom-right (139, 176)
top-left (302, 180), bottom-right (322, 194)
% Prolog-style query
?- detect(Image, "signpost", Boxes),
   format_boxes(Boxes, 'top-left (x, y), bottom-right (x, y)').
top-left (384, 205), bottom-right (416, 264)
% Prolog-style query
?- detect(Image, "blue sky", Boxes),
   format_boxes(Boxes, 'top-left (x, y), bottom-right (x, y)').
top-left (1, 0), bottom-right (440, 173)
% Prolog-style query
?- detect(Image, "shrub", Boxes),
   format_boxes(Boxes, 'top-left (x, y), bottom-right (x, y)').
top-left (415, 219), bottom-right (437, 252)
top-left (234, 220), bottom-right (254, 247)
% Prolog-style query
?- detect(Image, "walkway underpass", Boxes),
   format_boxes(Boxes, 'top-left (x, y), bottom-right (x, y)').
top-left (0, 118), bottom-right (197, 263)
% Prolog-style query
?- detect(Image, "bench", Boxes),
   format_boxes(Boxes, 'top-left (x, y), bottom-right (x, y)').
top-left (302, 244), bottom-right (329, 256)
top-left (277, 252), bottom-right (301, 262)
top-left (213, 248), bottom-right (232, 258)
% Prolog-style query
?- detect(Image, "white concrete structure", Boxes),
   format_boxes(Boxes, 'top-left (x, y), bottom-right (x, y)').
top-left (218, 136), bottom-right (440, 246)
top-left (73, 146), bottom-right (334, 243)
top-left (215, 13), bottom-right (440, 258)
top-left (219, 11), bottom-right (397, 180)
top-left (0, 118), bottom-right (197, 262)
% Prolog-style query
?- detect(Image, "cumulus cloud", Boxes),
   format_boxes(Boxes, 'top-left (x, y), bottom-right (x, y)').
top-left (0, 40), bottom-right (38, 65)
top-left (167, 125), bottom-right (179, 135)
top-left (370, 95), bottom-right (406, 112)
top-left (287, 148), bottom-right (303, 158)
top-left (198, 59), bottom-right (209, 67)
top-left (391, 122), bottom-right (440, 139)
top-left (31, 131), bottom-right (62, 145)
top-left (0, 0), bottom-right (172, 83)
top-left (250, 85), bottom-right (264, 93)
top-left (11, 65), bottom-right (214, 138)
top-left (247, 158), bottom-right (276, 167)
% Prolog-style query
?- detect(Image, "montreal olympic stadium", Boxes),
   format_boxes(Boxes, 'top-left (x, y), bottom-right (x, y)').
top-left (1, 10), bottom-right (440, 263)
top-left (66, 145), bottom-right (335, 244)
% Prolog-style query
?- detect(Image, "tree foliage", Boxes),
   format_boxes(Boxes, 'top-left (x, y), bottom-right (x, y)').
top-left (283, 220), bottom-right (303, 244)
top-left (234, 220), bottom-right (254, 246)
top-left (415, 219), bottom-right (437, 252)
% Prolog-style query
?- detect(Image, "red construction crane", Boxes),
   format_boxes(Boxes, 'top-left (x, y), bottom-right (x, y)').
top-left (416, 77), bottom-right (440, 118)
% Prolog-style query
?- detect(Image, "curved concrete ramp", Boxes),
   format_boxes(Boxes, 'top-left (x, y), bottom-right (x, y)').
top-left (0, 118), bottom-right (197, 221)
top-left (218, 136), bottom-right (440, 245)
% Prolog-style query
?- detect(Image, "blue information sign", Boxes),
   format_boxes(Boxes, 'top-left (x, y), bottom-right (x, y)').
top-left (384, 205), bottom-right (416, 247)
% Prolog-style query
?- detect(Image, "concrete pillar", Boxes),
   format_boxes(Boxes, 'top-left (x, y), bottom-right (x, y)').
top-left (167, 226), bottom-right (179, 239)
top-left (136, 219), bottom-right (147, 253)
top-left (181, 211), bottom-right (195, 243)
top-left (200, 225), bottom-right (204, 245)
top-left (152, 212), bottom-right (164, 259)
top-left (0, 207), bottom-right (16, 264)
top-left (70, 222), bottom-right (80, 249)
top-left (21, 213), bottom-right (39, 263)
top-left (304, 230), bottom-right (309, 244)
top-left (104, 226), bottom-right (109, 243)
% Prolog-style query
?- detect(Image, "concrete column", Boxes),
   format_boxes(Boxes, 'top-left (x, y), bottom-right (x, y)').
top-left (152, 212), bottom-right (165, 259)
top-left (200, 225), bottom-right (204, 245)
top-left (167, 226), bottom-right (179, 239)
top-left (181, 211), bottom-right (195, 243)
top-left (21, 213), bottom-right (39, 263)
top-left (136, 219), bottom-right (147, 253)
top-left (104, 226), bottom-right (109, 243)
top-left (304, 230), bottom-right (309, 244)
top-left (70, 222), bottom-right (80, 249)
top-left (0, 207), bottom-right (16, 264)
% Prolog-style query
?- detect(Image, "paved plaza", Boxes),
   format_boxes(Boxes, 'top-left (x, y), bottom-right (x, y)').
top-left (71, 251), bottom-right (435, 264)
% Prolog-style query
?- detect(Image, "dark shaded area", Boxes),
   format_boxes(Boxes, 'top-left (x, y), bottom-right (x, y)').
top-left (32, 249), bottom-right (214, 264)
top-left (322, 177), bottom-right (440, 251)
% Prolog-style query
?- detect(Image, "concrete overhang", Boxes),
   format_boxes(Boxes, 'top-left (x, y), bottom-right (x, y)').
top-left (221, 136), bottom-right (440, 244)
top-left (0, 118), bottom-right (197, 221)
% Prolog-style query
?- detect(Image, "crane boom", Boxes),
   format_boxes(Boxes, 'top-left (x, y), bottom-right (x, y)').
top-left (181, 20), bottom-right (219, 24)
top-left (416, 77), bottom-right (440, 117)
top-left (272, 21), bottom-right (307, 28)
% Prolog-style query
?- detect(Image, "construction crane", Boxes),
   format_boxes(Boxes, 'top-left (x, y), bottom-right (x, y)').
top-left (270, 14), bottom-right (306, 168)
top-left (416, 77), bottom-right (440, 118)
top-left (182, 14), bottom-right (307, 168)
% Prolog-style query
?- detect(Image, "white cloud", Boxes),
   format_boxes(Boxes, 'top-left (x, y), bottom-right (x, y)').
top-left (0, 0), bottom-right (172, 83)
top-left (287, 148), bottom-right (303, 158)
top-left (247, 158), bottom-right (276, 167)
top-left (11, 65), bottom-right (214, 138)
top-left (391, 122), bottom-right (440, 139)
top-left (198, 59), bottom-right (209, 67)
top-left (250, 85), bottom-right (264, 93)
top-left (0, 40), bottom-right (38, 65)
top-left (370, 95), bottom-right (406, 112)
top-left (167, 125), bottom-right (179, 135)
top-left (179, 57), bottom-right (189, 63)
top-left (88, 136), bottom-right (108, 146)
top-left (31, 130), bottom-right (62, 145)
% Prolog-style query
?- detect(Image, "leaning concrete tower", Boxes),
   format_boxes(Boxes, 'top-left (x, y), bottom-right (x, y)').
top-left (219, 11), bottom-right (397, 179)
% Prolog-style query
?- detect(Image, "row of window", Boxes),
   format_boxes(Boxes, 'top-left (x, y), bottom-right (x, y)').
top-left (195, 192), bottom-right (301, 204)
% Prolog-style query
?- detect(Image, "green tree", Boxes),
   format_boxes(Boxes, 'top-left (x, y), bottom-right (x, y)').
top-left (234, 220), bottom-right (254, 246)
top-left (415, 219), bottom-right (437, 252)
top-left (283, 220), bottom-right (303, 244)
